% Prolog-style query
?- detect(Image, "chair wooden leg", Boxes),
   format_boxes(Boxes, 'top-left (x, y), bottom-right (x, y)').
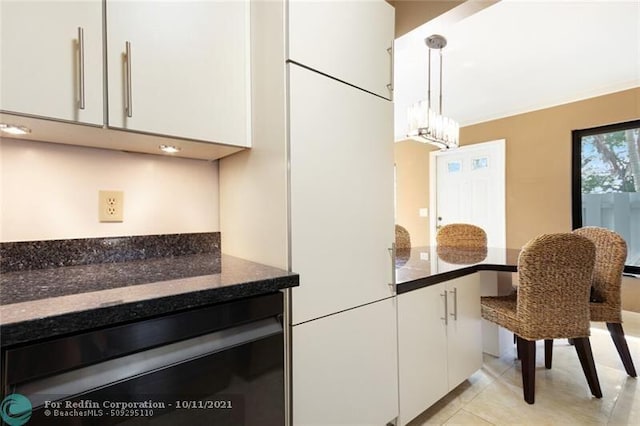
top-left (573, 337), bottom-right (603, 398)
top-left (516, 334), bottom-right (523, 360)
top-left (544, 339), bottom-right (553, 369)
top-left (518, 336), bottom-right (536, 404)
top-left (606, 322), bottom-right (637, 377)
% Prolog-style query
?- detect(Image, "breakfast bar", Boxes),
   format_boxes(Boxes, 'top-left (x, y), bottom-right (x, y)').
top-left (394, 245), bottom-right (520, 425)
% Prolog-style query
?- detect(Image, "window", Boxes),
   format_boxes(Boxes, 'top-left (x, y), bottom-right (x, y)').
top-left (447, 161), bottom-right (462, 173)
top-left (572, 119), bottom-right (640, 274)
top-left (472, 157), bottom-right (488, 170)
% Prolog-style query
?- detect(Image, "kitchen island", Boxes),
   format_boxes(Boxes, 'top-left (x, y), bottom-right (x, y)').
top-left (394, 245), bottom-right (519, 425)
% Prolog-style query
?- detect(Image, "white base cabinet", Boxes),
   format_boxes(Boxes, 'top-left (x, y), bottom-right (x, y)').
top-left (398, 275), bottom-right (482, 426)
top-left (292, 298), bottom-right (399, 426)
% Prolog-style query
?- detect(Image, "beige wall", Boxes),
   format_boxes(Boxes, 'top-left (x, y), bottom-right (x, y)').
top-left (0, 138), bottom-right (220, 242)
top-left (395, 87), bottom-right (640, 310)
top-left (394, 139), bottom-right (434, 246)
top-left (462, 88), bottom-right (639, 249)
top-left (388, 0), bottom-right (464, 37)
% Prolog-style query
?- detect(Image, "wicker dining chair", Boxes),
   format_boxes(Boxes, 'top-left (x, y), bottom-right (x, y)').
top-left (395, 224), bottom-right (411, 249)
top-left (395, 224), bottom-right (411, 267)
top-left (436, 223), bottom-right (487, 248)
top-left (481, 233), bottom-right (602, 404)
top-left (545, 227), bottom-right (636, 377)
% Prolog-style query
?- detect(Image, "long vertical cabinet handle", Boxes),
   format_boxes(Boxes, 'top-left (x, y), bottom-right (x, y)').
top-left (77, 27), bottom-right (85, 110)
top-left (388, 243), bottom-right (396, 291)
top-left (125, 41), bottom-right (133, 117)
top-left (386, 43), bottom-right (394, 99)
top-left (449, 287), bottom-right (458, 321)
top-left (441, 291), bottom-right (448, 325)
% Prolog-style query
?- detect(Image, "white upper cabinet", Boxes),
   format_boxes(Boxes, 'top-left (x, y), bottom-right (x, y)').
top-left (106, 0), bottom-right (250, 146)
top-left (0, 0), bottom-right (103, 125)
top-left (288, 0), bottom-right (394, 99)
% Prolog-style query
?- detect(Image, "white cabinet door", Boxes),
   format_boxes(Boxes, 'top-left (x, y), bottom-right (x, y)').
top-left (446, 275), bottom-right (483, 389)
top-left (106, 0), bottom-right (250, 146)
top-left (397, 283), bottom-right (448, 426)
top-left (289, 64), bottom-right (395, 324)
top-left (397, 276), bottom-right (483, 425)
top-left (288, 0), bottom-right (394, 99)
top-left (292, 298), bottom-right (398, 426)
top-left (0, 0), bottom-right (103, 125)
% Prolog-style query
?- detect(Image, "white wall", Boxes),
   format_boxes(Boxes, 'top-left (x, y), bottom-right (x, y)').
top-left (0, 138), bottom-right (219, 242)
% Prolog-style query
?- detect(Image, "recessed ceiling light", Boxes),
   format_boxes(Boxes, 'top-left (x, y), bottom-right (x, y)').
top-left (0, 123), bottom-right (31, 135)
top-left (159, 144), bottom-right (181, 154)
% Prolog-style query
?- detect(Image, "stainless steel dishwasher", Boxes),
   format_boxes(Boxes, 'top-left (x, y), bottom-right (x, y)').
top-left (2, 292), bottom-right (285, 425)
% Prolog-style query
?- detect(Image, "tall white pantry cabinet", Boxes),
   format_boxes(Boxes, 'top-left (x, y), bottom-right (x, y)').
top-left (220, 0), bottom-right (397, 424)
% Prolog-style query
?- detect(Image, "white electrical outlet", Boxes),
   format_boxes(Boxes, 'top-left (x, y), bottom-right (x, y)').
top-left (99, 190), bottom-right (124, 222)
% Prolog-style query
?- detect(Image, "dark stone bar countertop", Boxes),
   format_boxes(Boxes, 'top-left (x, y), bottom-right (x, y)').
top-left (395, 246), bottom-right (520, 294)
top-left (0, 254), bottom-right (298, 347)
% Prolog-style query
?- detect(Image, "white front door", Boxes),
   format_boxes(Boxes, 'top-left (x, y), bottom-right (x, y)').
top-left (430, 140), bottom-right (506, 248)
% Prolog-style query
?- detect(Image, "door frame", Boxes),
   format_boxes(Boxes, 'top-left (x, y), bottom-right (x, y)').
top-left (429, 139), bottom-right (506, 246)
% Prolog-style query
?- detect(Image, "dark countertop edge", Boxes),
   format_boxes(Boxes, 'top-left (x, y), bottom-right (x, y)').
top-left (396, 263), bottom-right (517, 295)
top-left (0, 274), bottom-right (298, 348)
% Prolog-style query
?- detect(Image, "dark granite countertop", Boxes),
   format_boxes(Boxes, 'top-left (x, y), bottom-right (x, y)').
top-left (0, 254), bottom-right (298, 347)
top-left (395, 246), bottom-right (520, 294)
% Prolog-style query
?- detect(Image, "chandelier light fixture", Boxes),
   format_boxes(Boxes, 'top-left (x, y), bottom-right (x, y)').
top-left (407, 34), bottom-right (459, 150)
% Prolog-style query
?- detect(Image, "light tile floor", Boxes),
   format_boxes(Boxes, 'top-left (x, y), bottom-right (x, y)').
top-left (408, 311), bottom-right (640, 425)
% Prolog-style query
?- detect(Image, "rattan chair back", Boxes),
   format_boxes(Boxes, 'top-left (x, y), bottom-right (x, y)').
top-left (572, 226), bottom-right (627, 323)
top-left (516, 233), bottom-right (595, 340)
top-left (395, 224), bottom-right (411, 249)
top-left (436, 223), bottom-right (487, 248)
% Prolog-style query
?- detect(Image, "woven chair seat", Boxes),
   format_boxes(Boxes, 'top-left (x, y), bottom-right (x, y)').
top-left (480, 294), bottom-right (518, 330)
top-left (481, 294), bottom-right (590, 341)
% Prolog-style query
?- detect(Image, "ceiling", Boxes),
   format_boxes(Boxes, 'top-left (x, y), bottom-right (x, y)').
top-left (393, 0), bottom-right (640, 141)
